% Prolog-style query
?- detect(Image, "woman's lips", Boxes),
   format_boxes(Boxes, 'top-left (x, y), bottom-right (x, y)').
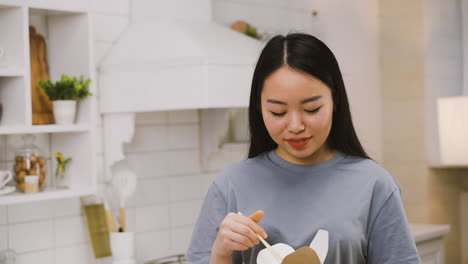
top-left (286, 137), bottom-right (311, 149)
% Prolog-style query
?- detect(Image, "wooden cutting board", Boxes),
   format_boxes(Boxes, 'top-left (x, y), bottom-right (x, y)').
top-left (30, 26), bottom-right (54, 125)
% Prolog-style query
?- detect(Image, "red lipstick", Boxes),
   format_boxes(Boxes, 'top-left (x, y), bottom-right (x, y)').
top-left (285, 137), bottom-right (311, 149)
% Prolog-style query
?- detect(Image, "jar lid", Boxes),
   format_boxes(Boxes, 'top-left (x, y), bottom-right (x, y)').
top-left (25, 175), bottom-right (39, 183)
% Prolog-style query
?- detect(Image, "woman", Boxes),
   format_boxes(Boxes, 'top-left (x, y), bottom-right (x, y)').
top-left (186, 33), bottom-right (420, 264)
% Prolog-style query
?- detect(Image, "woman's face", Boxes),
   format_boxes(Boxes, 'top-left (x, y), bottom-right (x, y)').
top-left (261, 66), bottom-right (335, 165)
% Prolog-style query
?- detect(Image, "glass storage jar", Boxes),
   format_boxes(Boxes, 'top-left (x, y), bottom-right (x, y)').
top-left (13, 134), bottom-right (47, 192)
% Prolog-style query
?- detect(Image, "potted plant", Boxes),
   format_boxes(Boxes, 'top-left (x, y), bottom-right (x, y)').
top-left (38, 74), bottom-right (92, 125)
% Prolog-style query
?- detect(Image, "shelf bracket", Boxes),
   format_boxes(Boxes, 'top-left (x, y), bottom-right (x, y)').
top-left (103, 112), bottom-right (136, 182)
top-left (200, 108), bottom-right (231, 170)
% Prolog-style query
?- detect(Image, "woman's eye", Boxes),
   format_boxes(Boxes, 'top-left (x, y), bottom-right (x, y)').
top-left (305, 107), bottom-right (321, 113)
top-left (270, 111), bottom-right (286, 117)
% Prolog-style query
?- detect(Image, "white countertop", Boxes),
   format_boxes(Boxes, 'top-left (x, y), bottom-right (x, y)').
top-left (410, 224), bottom-right (450, 243)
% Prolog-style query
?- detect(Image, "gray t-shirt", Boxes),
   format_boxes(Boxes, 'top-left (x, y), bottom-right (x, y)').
top-left (187, 151), bottom-right (420, 264)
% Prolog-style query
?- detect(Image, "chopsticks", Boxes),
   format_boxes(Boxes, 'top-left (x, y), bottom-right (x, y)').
top-left (238, 212), bottom-right (284, 263)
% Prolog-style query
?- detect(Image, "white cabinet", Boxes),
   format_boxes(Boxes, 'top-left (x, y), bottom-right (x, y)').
top-left (0, 3), bottom-right (97, 205)
top-left (410, 224), bottom-right (450, 264)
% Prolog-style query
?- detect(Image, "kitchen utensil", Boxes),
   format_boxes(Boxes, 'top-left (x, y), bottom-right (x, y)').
top-left (104, 196), bottom-right (118, 232)
top-left (111, 165), bottom-right (136, 232)
top-left (81, 196), bottom-right (112, 258)
top-left (238, 212), bottom-right (283, 262)
top-left (29, 26), bottom-right (54, 125)
top-left (110, 231), bottom-right (135, 263)
top-left (0, 171), bottom-right (12, 189)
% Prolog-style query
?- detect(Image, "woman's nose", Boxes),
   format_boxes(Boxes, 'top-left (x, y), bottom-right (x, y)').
top-left (287, 112), bottom-right (305, 134)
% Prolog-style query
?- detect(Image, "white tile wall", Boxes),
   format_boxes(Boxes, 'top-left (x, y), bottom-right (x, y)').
top-left (0, 225), bottom-right (7, 250)
top-left (168, 110), bottom-right (199, 124)
top-left (136, 230), bottom-right (171, 262)
top-left (0, 206), bottom-right (6, 224)
top-left (54, 216), bottom-right (88, 246)
top-left (169, 200), bottom-right (203, 228)
top-left (135, 204), bottom-right (170, 232)
top-left (9, 220), bottom-right (54, 253)
top-left (55, 243), bottom-right (94, 264)
top-left (167, 150), bottom-right (201, 176)
top-left (170, 225), bottom-right (194, 255)
top-left (126, 152), bottom-right (171, 179)
top-left (169, 175), bottom-right (202, 202)
top-left (168, 125), bottom-right (199, 149)
top-left (53, 198), bottom-right (82, 218)
top-left (15, 249), bottom-right (55, 264)
top-left (128, 177), bottom-right (170, 207)
top-left (7, 200), bottom-right (55, 223)
top-left (124, 126), bottom-right (169, 152)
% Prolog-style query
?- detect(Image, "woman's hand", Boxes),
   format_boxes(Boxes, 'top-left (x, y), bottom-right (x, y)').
top-left (211, 210), bottom-right (268, 258)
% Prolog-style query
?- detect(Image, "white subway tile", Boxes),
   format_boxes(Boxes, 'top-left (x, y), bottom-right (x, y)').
top-left (128, 178), bottom-right (170, 207)
top-left (168, 110), bottom-right (199, 124)
top-left (135, 112), bottom-right (168, 125)
top-left (126, 152), bottom-right (171, 179)
top-left (170, 225), bottom-right (194, 254)
top-left (0, 206), bottom-right (6, 224)
top-left (205, 149), bottom-right (233, 172)
top-left (169, 200), bottom-right (203, 227)
top-left (135, 204), bottom-right (170, 232)
top-left (124, 125), bottom-right (169, 152)
top-left (53, 198), bottom-right (81, 217)
top-left (55, 243), bottom-right (94, 264)
top-left (168, 150), bottom-right (201, 175)
top-left (16, 249), bottom-right (55, 264)
top-left (91, 14), bottom-right (129, 42)
top-left (168, 124), bottom-right (199, 149)
top-left (8, 200), bottom-right (55, 223)
top-left (169, 175), bottom-right (202, 202)
top-left (9, 220), bottom-right (54, 253)
top-left (0, 225), bottom-right (7, 250)
top-left (89, 0), bottom-right (129, 15)
top-left (136, 230), bottom-right (171, 262)
top-left (54, 216), bottom-right (88, 246)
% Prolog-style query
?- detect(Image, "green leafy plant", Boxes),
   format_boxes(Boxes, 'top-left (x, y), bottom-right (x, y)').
top-left (38, 74), bottom-right (92, 101)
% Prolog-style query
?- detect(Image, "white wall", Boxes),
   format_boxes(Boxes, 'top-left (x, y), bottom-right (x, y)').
top-left (0, 0), bottom-right (382, 263)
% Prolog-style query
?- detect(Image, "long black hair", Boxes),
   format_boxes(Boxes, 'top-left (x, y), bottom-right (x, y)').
top-left (247, 33), bottom-right (370, 160)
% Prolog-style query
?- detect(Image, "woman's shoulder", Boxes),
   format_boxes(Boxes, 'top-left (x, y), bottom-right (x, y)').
top-left (340, 154), bottom-right (400, 191)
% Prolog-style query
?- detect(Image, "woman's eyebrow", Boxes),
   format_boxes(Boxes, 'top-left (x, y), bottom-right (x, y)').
top-left (301, 96), bottom-right (322, 104)
top-left (266, 96), bottom-right (322, 105)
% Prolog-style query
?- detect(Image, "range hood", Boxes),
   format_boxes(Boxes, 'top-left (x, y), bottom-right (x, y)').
top-left (99, 0), bottom-right (262, 114)
top-left (99, 0), bottom-right (262, 181)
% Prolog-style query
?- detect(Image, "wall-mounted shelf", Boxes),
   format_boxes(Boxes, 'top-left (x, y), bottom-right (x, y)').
top-left (0, 3), bottom-right (97, 205)
top-left (0, 124), bottom-right (91, 134)
top-left (0, 67), bottom-right (24, 76)
top-left (0, 184), bottom-right (95, 205)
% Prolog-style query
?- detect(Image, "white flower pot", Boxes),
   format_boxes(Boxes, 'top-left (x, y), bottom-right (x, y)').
top-left (53, 100), bottom-right (77, 125)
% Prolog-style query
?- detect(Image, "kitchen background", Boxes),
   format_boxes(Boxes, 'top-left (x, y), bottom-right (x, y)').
top-left (0, 0), bottom-right (467, 264)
